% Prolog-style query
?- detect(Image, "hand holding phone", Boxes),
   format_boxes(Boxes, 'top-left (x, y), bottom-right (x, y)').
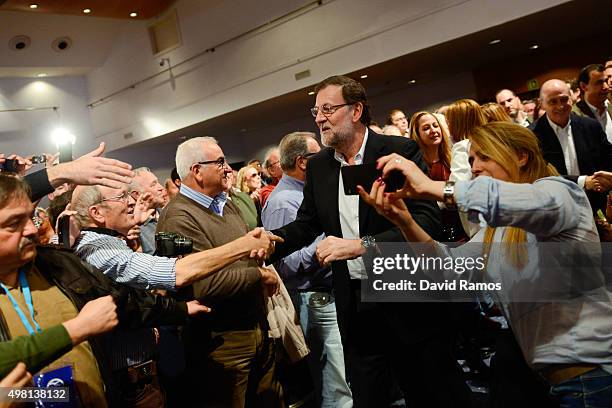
top-left (341, 162), bottom-right (405, 195)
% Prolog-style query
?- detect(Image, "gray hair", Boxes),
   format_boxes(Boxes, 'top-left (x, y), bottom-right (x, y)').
top-left (263, 147), bottom-right (279, 169)
top-left (279, 132), bottom-right (317, 171)
top-left (175, 136), bottom-right (218, 180)
top-left (130, 167), bottom-right (152, 191)
top-left (71, 185), bottom-right (103, 229)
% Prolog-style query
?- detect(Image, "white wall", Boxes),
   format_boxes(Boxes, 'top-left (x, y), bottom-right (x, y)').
top-left (0, 76), bottom-right (95, 158)
top-left (87, 0), bottom-right (569, 152)
top-left (107, 69), bottom-right (478, 180)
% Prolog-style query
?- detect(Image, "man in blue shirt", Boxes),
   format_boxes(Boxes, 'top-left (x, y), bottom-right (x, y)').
top-left (262, 131), bottom-right (352, 408)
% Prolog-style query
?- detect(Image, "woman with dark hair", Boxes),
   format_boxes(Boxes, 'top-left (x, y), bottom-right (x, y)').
top-left (359, 122), bottom-right (611, 407)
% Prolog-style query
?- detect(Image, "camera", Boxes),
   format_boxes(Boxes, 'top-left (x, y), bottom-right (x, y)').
top-left (0, 159), bottom-right (18, 173)
top-left (155, 232), bottom-right (193, 257)
top-left (31, 155), bottom-right (47, 164)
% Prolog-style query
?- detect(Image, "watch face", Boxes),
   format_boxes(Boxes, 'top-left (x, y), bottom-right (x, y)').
top-left (362, 236), bottom-right (376, 248)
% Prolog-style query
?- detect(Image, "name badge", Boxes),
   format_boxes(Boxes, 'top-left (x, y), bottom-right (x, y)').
top-left (34, 365), bottom-right (80, 408)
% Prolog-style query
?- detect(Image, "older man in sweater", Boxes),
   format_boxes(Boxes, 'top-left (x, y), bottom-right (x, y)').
top-left (158, 137), bottom-right (283, 408)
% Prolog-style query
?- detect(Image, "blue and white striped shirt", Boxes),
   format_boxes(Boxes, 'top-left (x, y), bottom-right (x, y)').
top-left (73, 230), bottom-right (177, 291)
top-left (179, 184), bottom-right (227, 216)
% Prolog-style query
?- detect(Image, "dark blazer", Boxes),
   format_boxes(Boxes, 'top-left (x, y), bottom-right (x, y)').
top-left (529, 113), bottom-right (612, 211)
top-left (271, 132), bottom-right (443, 343)
top-left (572, 99), bottom-right (612, 122)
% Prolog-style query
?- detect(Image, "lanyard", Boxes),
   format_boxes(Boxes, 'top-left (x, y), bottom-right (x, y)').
top-left (0, 269), bottom-right (42, 335)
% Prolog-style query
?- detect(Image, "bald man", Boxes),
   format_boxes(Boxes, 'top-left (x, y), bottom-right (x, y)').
top-left (530, 79), bottom-right (612, 215)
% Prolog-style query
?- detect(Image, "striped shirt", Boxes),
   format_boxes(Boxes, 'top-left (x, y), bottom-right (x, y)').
top-left (73, 230), bottom-right (177, 291)
top-left (179, 184), bottom-right (227, 216)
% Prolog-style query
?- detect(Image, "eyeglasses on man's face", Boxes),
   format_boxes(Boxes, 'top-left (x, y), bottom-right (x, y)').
top-left (100, 190), bottom-right (130, 204)
top-left (310, 103), bottom-right (352, 117)
top-left (196, 157), bottom-right (227, 169)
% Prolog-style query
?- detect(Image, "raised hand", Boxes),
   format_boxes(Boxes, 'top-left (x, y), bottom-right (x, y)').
top-left (132, 191), bottom-right (155, 225)
top-left (357, 177), bottom-right (412, 228)
top-left (375, 153), bottom-right (442, 201)
top-left (62, 295), bottom-right (118, 345)
top-left (46, 142), bottom-right (134, 189)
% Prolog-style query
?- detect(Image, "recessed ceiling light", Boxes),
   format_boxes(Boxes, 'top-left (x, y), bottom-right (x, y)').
top-left (529, 44), bottom-right (539, 50)
top-left (83, 8), bottom-right (91, 14)
top-left (409, 79), bottom-right (416, 84)
top-left (360, 74), bottom-right (368, 79)
top-left (129, 12), bottom-right (138, 18)
top-left (36, 73), bottom-right (47, 77)
top-left (29, 4), bottom-right (38, 9)
top-left (308, 91), bottom-right (315, 95)
top-left (489, 39), bottom-right (501, 45)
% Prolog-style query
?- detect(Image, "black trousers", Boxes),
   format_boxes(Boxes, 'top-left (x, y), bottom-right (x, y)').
top-left (342, 298), bottom-right (471, 408)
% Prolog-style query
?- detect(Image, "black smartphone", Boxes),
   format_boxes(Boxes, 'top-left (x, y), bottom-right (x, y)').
top-left (31, 155), bottom-right (46, 164)
top-left (57, 215), bottom-right (71, 248)
top-left (59, 144), bottom-right (72, 163)
top-left (0, 159), bottom-right (18, 173)
top-left (341, 162), bottom-right (405, 195)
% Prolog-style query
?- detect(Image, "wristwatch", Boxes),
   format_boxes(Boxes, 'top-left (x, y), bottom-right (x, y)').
top-left (443, 181), bottom-right (457, 209)
top-left (361, 235), bottom-right (376, 250)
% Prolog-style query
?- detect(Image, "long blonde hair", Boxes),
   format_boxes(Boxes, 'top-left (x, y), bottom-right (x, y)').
top-left (470, 122), bottom-right (559, 268)
top-left (236, 165), bottom-right (259, 194)
top-left (445, 99), bottom-right (487, 142)
top-left (408, 111), bottom-right (452, 171)
top-left (481, 102), bottom-right (513, 123)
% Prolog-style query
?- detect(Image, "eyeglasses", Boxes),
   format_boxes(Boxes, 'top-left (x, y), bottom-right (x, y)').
top-left (248, 172), bottom-right (260, 179)
top-left (196, 157), bottom-right (227, 169)
top-left (266, 160), bottom-right (280, 169)
top-left (100, 191), bottom-right (130, 204)
top-left (310, 103), bottom-right (352, 117)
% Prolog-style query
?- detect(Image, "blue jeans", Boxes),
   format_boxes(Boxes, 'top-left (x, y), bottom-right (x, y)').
top-left (550, 368), bottom-right (612, 408)
top-left (297, 291), bottom-right (353, 408)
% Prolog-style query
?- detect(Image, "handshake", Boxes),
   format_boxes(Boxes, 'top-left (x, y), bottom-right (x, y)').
top-left (243, 227), bottom-right (283, 261)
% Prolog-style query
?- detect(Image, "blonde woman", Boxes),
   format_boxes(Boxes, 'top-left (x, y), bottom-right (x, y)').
top-left (408, 111), bottom-right (453, 181)
top-left (236, 165), bottom-right (263, 222)
top-left (359, 122), bottom-right (610, 406)
top-left (408, 111), bottom-right (465, 241)
top-left (481, 102), bottom-right (513, 123)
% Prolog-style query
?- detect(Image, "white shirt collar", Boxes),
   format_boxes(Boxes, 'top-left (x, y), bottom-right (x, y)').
top-left (585, 99), bottom-right (609, 117)
top-left (546, 114), bottom-right (571, 133)
top-left (333, 128), bottom-right (369, 166)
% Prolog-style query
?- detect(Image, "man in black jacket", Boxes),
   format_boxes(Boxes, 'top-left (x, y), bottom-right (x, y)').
top-left (269, 75), bottom-right (470, 407)
top-left (530, 79), bottom-right (612, 214)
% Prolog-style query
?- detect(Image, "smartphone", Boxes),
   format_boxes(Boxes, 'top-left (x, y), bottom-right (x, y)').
top-left (59, 144), bottom-right (72, 163)
top-left (31, 155), bottom-right (47, 164)
top-left (0, 159), bottom-right (18, 173)
top-left (341, 162), bottom-right (405, 195)
top-left (57, 215), bottom-right (71, 248)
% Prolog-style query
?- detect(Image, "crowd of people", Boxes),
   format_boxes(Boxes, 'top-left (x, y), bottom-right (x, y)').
top-left (0, 58), bottom-right (611, 408)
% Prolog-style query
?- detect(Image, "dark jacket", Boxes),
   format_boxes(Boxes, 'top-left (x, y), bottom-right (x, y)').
top-left (529, 113), bottom-right (612, 212)
top-left (270, 132), bottom-right (445, 345)
top-left (0, 245), bottom-right (189, 405)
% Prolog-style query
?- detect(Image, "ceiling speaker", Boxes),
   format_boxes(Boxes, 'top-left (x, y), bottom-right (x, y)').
top-left (9, 35), bottom-right (31, 51)
top-left (52, 37), bottom-right (72, 52)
